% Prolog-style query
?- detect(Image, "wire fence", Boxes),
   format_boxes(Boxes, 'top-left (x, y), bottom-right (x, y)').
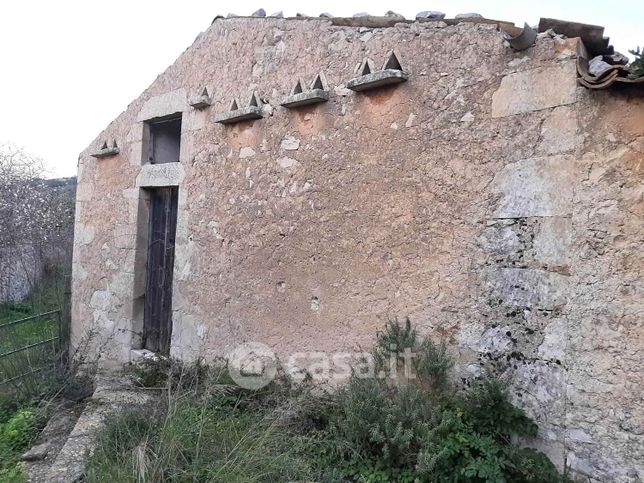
top-left (0, 309), bottom-right (62, 387)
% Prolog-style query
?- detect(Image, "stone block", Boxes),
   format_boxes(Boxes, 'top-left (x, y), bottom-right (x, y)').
top-left (136, 163), bottom-right (184, 187)
top-left (531, 217), bottom-right (572, 267)
top-left (347, 69), bottom-right (408, 91)
top-left (128, 141), bottom-right (143, 166)
top-left (22, 442), bottom-right (51, 462)
top-left (281, 89), bottom-right (329, 108)
top-left (113, 224), bottom-right (137, 249)
top-left (280, 136), bottom-right (300, 150)
top-left (214, 106), bottom-right (263, 124)
top-left (76, 183), bottom-right (94, 202)
top-left (476, 325), bottom-right (515, 354)
top-left (492, 62), bottom-right (577, 117)
top-left (486, 268), bottom-right (568, 309)
top-left (537, 318), bottom-right (567, 361)
top-left (537, 105), bottom-right (578, 155)
top-left (127, 122), bottom-right (144, 142)
top-left (188, 89), bottom-right (212, 109)
top-left (492, 156), bottom-right (575, 218)
top-left (74, 223), bottom-right (95, 246)
top-left (514, 361), bottom-right (566, 422)
top-left (416, 11), bottom-right (445, 20)
top-left (137, 89), bottom-right (187, 122)
top-left (479, 225), bottom-right (521, 254)
top-left (130, 348), bottom-right (159, 363)
top-left (239, 147), bottom-right (256, 158)
top-left (90, 290), bottom-right (113, 311)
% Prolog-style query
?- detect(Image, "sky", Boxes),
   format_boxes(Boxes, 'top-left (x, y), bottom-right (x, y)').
top-left (0, 0), bottom-right (641, 178)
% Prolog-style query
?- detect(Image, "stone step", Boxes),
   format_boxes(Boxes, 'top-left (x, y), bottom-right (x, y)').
top-left (40, 375), bottom-right (154, 482)
top-left (22, 402), bottom-right (84, 482)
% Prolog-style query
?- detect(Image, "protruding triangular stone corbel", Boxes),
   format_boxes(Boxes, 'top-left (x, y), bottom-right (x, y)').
top-left (382, 51), bottom-right (403, 71)
top-left (248, 91), bottom-right (262, 108)
top-left (359, 58), bottom-right (376, 75)
top-left (290, 79), bottom-right (306, 96)
top-left (280, 72), bottom-right (330, 108)
top-left (311, 72), bottom-right (329, 91)
top-left (215, 93), bottom-right (264, 124)
top-left (189, 87), bottom-right (212, 109)
top-left (91, 140), bottom-right (120, 158)
top-left (347, 52), bottom-right (408, 92)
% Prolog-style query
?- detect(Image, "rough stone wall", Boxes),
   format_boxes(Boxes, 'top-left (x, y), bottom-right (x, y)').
top-left (565, 88), bottom-right (643, 481)
top-left (0, 245), bottom-right (43, 303)
top-left (71, 17), bottom-right (643, 481)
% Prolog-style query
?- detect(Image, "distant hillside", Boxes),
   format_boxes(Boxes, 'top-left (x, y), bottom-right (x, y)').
top-left (40, 176), bottom-right (77, 196)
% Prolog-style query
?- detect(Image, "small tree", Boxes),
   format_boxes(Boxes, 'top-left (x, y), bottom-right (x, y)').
top-left (0, 144), bottom-right (75, 304)
top-left (628, 46), bottom-right (644, 78)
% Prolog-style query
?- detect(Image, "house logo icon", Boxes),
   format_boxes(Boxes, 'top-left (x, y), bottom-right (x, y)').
top-left (227, 342), bottom-right (278, 389)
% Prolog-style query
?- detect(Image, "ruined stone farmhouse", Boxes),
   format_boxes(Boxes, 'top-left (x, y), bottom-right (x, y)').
top-left (71, 13), bottom-right (643, 481)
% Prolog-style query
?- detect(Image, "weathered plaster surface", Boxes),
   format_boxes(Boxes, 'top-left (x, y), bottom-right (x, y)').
top-left (71, 17), bottom-right (643, 481)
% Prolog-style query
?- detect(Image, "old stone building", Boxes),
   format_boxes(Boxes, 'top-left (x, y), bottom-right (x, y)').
top-left (71, 13), bottom-right (643, 482)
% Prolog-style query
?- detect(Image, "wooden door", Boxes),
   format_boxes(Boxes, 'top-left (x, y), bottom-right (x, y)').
top-left (143, 187), bottom-right (178, 353)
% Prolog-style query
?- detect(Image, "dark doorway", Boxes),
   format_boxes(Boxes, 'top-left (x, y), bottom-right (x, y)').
top-left (148, 116), bottom-right (182, 164)
top-left (143, 187), bottom-right (178, 354)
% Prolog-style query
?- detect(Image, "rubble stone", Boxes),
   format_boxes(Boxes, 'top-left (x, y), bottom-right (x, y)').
top-left (455, 13), bottom-right (483, 19)
top-left (22, 443), bottom-right (52, 461)
top-left (416, 11), bottom-right (445, 20)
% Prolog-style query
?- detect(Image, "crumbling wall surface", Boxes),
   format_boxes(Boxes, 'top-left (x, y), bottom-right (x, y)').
top-left (564, 88), bottom-right (644, 482)
top-left (70, 17), bottom-right (643, 481)
top-left (484, 50), bottom-right (643, 480)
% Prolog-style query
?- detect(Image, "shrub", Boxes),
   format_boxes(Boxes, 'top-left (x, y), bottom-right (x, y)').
top-left (1, 409), bottom-right (37, 452)
top-left (628, 46), bottom-right (644, 78)
top-left (331, 378), bottom-right (439, 469)
top-left (463, 379), bottom-right (537, 440)
top-left (0, 408), bottom-right (41, 481)
top-left (327, 319), bottom-right (565, 482)
top-left (373, 317), bottom-right (453, 394)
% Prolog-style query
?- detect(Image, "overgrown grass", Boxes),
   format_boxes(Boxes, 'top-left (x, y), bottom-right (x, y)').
top-left (86, 320), bottom-right (572, 483)
top-left (0, 269), bottom-right (89, 483)
top-left (0, 268), bottom-right (71, 395)
top-left (88, 364), bottom-right (321, 482)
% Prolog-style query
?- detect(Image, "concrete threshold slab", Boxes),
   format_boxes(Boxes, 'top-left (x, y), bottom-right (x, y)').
top-left (45, 375), bottom-right (155, 483)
